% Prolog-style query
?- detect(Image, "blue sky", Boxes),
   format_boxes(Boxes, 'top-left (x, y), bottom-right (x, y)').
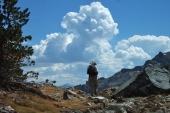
top-left (17, 0), bottom-right (170, 86)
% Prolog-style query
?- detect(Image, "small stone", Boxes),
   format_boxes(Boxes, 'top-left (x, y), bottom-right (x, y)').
top-left (85, 102), bottom-right (91, 106)
top-left (157, 103), bottom-right (163, 107)
top-left (0, 90), bottom-right (7, 96)
top-left (2, 106), bottom-right (14, 111)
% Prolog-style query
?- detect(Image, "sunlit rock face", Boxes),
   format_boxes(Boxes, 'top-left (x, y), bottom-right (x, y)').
top-left (113, 64), bottom-right (170, 97)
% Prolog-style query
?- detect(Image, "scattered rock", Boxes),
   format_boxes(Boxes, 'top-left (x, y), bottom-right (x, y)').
top-left (1, 83), bottom-right (170, 113)
top-left (106, 103), bottom-right (134, 113)
top-left (91, 96), bottom-right (109, 108)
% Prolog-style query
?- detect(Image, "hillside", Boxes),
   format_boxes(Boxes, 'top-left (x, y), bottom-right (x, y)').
top-left (1, 83), bottom-right (170, 112)
top-left (0, 84), bottom-right (100, 113)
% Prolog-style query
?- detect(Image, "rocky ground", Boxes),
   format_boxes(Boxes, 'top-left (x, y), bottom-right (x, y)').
top-left (1, 84), bottom-right (170, 113)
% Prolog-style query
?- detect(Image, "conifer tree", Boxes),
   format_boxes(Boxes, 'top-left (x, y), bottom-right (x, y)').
top-left (0, 0), bottom-right (38, 84)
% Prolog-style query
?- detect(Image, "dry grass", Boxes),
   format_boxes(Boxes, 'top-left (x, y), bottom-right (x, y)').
top-left (1, 91), bottom-right (62, 112)
top-left (0, 85), bottom-right (100, 113)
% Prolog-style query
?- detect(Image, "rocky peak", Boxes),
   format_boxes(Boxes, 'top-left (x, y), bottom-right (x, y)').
top-left (152, 51), bottom-right (170, 65)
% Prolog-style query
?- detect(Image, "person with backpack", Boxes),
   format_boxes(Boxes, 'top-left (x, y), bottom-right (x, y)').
top-left (87, 61), bottom-right (98, 96)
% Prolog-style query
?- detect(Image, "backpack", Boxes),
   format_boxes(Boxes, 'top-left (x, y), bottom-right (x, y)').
top-left (87, 65), bottom-right (98, 75)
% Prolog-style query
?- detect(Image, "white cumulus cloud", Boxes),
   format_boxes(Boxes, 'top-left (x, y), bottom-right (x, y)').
top-left (32, 2), bottom-right (119, 64)
top-left (115, 35), bottom-right (170, 65)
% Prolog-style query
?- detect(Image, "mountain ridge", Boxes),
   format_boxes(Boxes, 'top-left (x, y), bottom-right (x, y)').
top-left (74, 51), bottom-right (170, 92)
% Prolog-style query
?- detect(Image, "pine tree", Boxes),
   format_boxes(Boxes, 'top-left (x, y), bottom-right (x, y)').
top-left (0, 0), bottom-right (38, 85)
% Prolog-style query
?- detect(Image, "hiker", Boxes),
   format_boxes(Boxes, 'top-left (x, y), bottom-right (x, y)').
top-left (87, 61), bottom-right (98, 96)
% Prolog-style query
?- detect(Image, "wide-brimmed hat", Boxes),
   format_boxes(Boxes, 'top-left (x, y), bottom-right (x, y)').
top-left (90, 61), bottom-right (97, 65)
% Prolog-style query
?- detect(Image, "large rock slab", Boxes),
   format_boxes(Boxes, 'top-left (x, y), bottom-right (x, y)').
top-left (113, 64), bottom-right (170, 98)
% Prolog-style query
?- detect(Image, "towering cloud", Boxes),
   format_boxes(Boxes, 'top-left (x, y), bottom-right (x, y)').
top-left (32, 2), bottom-right (119, 64)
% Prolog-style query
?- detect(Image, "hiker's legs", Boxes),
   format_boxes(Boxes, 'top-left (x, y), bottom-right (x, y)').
top-left (94, 75), bottom-right (98, 95)
top-left (90, 85), bottom-right (94, 96)
top-left (88, 75), bottom-right (93, 96)
top-left (94, 85), bottom-right (98, 95)
top-left (89, 75), bottom-right (98, 96)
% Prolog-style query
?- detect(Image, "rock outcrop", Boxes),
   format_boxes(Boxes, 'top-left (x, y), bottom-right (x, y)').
top-left (113, 64), bottom-right (170, 98)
